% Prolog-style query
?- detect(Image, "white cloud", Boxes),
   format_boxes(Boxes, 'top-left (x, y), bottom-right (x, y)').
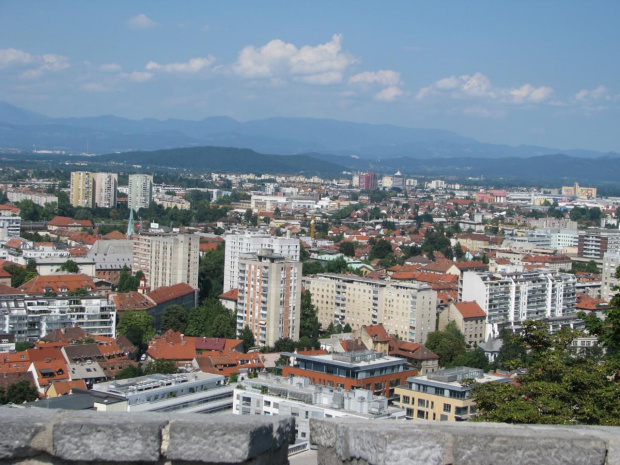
top-left (127, 14), bottom-right (157, 30)
top-left (40, 54), bottom-right (69, 72)
top-left (417, 72), bottom-right (553, 104)
top-left (146, 56), bottom-right (215, 74)
top-left (100, 63), bottom-right (122, 72)
top-left (349, 70), bottom-right (401, 87)
top-left (574, 85), bottom-right (614, 103)
top-left (122, 71), bottom-right (153, 82)
top-left (375, 86), bottom-right (405, 102)
top-left (234, 34), bottom-right (358, 85)
top-left (81, 83), bottom-right (111, 93)
top-left (0, 48), bottom-right (33, 67)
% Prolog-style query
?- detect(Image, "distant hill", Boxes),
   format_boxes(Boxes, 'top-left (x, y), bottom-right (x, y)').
top-left (1, 101), bottom-right (617, 159)
top-left (97, 146), bottom-right (347, 176)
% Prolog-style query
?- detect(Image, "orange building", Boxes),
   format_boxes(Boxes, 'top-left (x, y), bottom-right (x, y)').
top-left (282, 350), bottom-right (416, 399)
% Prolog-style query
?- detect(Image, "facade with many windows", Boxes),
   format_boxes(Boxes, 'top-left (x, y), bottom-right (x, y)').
top-left (128, 174), bottom-right (153, 211)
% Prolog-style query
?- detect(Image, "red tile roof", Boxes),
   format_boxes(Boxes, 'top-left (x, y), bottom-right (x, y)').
top-left (362, 324), bottom-right (390, 342)
top-left (147, 283), bottom-right (196, 304)
top-left (18, 274), bottom-right (97, 294)
top-left (48, 216), bottom-right (93, 228)
top-left (111, 291), bottom-right (154, 311)
top-left (146, 330), bottom-right (196, 361)
top-left (218, 288), bottom-right (239, 301)
top-left (454, 301), bottom-right (486, 319)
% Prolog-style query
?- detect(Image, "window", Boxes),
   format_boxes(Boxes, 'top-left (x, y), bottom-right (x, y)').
top-left (417, 410), bottom-right (425, 419)
top-left (406, 408), bottom-right (414, 418)
top-left (443, 403), bottom-right (452, 413)
top-left (402, 395), bottom-right (410, 404)
top-left (264, 400), bottom-right (271, 407)
top-left (417, 398), bottom-right (425, 408)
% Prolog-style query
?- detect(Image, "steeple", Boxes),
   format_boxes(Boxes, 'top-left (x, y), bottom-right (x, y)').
top-left (126, 208), bottom-right (135, 238)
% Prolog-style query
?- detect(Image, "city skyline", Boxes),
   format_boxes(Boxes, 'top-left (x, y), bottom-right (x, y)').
top-left (1, 1), bottom-right (619, 152)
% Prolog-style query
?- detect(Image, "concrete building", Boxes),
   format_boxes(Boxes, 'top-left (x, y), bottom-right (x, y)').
top-left (0, 294), bottom-right (116, 341)
top-left (132, 232), bottom-right (200, 290)
top-left (601, 251), bottom-right (620, 302)
top-left (87, 239), bottom-right (133, 284)
top-left (92, 173), bottom-right (118, 208)
top-left (0, 215), bottom-right (21, 240)
top-left (7, 189), bottom-right (58, 207)
top-left (224, 230), bottom-right (300, 292)
top-left (128, 174), bottom-right (153, 211)
top-left (302, 273), bottom-right (437, 343)
top-left (236, 249), bottom-right (302, 347)
top-left (233, 374), bottom-right (404, 444)
top-left (460, 270), bottom-right (577, 337)
top-left (92, 372), bottom-right (232, 414)
top-left (394, 366), bottom-right (510, 421)
top-left (578, 229), bottom-right (620, 259)
top-left (282, 350), bottom-right (415, 399)
top-left (358, 172), bottom-right (378, 190)
top-left (438, 302), bottom-right (487, 347)
top-left (70, 171), bottom-right (93, 208)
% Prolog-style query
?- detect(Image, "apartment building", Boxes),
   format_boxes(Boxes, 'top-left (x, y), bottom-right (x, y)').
top-left (601, 251), bottom-right (620, 302)
top-left (393, 366), bottom-right (510, 421)
top-left (460, 270), bottom-right (577, 337)
top-left (92, 172), bottom-right (118, 208)
top-left (302, 273), bottom-right (436, 343)
top-left (132, 232), bottom-right (199, 290)
top-left (578, 229), bottom-right (620, 259)
top-left (0, 294), bottom-right (116, 341)
top-left (7, 189), bottom-right (58, 207)
top-left (224, 230), bottom-right (300, 292)
top-left (236, 249), bottom-right (301, 347)
top-left (0, 215), bottom-right (21, 240)
top-left (128, 174), bottom-right (153, 211)
top-left (70, 171), bottom-right (93, 208)
top-left (281, 350), bottom-right (415, 399)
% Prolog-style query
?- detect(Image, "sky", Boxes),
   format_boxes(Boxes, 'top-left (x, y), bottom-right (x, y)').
top-left (1, 1), bottom-right (619, 152)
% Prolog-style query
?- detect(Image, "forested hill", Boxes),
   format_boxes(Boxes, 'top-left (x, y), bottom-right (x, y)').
top-left (102, 146), bottom-right (346, 176)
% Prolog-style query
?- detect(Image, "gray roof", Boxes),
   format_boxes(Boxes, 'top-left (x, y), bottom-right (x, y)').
top-left (25, 392), bottom-right (96, 410)
top-left (479, 336), bottom-right (503, 353)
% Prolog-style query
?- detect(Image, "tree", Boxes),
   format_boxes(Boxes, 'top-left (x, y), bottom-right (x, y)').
top-left (4, 264), bottom-right (28, 287)
top-left (326, 256), bottom-right (350, 274)
top-left (369, 239), bottom-right (393, 260)
top-left (451, 348), bottom-right (490, 371)
top-left (117, 311), bottom-right (156, 347)
top-left (26, 259), bottom-right (37, 273)
top-left (302, 261), bottom-right (324, 276)
top-left (144, 359), bottom-right (178, 375)
top-left (114, 364), bottom-right (143, 380)
top-left (58, 260), bottom-right (79, 273)
top-left (425, 322), bottom-right (467, 367)
top-left (0, 380), bottom-right (38, 404)
top-left (494, 328), bottom-right (529, 370)
top-left (339, 241), bottom-right (356, 257)
top-left (343, 323), bottom-right (352, 333)
top-left (240, 325), bottom-right (255, 352)
top-left (67, 287), bottom-right (89, 296)
top-left (161, 305), bottom-right (189, 333)
top-left (299, 290), bottom-right (321, 348)
top-left (184, 299), bottom-right (236, 338)
top-left (116, 267), bottom-right (145, 292)
top-left (273, 338), bottom-right (297, 352)
top-left (453, 243), bottom-right (465, 261)
top-left (198, 244), bottom-right (225, 301)
top-left (471, 321), bottom-right (620, 425)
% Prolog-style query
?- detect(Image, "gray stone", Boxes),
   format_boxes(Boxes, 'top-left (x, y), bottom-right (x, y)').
top-left (52, 411), bottom-right (167, 462)
top-left (0, 409), bottom-right (53, 459)
top-left (166, 414), bottom-right (293, 463)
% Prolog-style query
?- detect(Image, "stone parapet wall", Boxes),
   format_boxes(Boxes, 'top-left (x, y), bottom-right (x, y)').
top-left (310, 418), bottom-right (620, 465)
top-left (0, 409), bottom-right (294, 465)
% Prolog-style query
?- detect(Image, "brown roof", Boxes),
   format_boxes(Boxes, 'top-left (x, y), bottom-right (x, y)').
top-left (454, 260), bottom-right (489, 270)
top-left (146, 330), bottom-right (196, 361)
top-left (18, 274), bottom-right (97, 295)
top-left (454, 301), bottom-right (486, 319)
top-left (103, 230), bottom-right (126, 240)
top-left (195, 337), bottom-right (226, 351)
top-left (218, 288), bottom-right (239, 301)
top-left (0, 371), bottom-right (36, 393)
top-left (147, 283), bottom-right (196, 304)
top-left (41, 326), bottom-right (91, 343)
top-left (111, 291), bottom-right (154, 311)
top-left (46, 379), bottom-right (87, 396)
top-left (48, 216), bottom-right (93, 228)
top-left (362, 324), bottom-right (390, 342)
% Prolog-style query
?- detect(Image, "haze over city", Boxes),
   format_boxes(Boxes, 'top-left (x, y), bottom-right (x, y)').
top-left (1, 1), bottom-right (619, 152)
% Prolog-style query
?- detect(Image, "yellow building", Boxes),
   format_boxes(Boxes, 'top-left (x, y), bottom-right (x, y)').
top-left (394, 367), bottom-right (509, 421)
top-left (562, 182), bottom-right (597, 199)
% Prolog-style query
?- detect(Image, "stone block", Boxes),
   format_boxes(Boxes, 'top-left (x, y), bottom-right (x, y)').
top-left (52, 411), bottom-right (167, 462)
top-left (0, 409), bottom-right (53, 459)
top-left (166, 414), bottom-right (294, 463)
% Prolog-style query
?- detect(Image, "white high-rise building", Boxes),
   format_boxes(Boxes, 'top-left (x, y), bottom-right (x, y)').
top-left (460, 270), bottom-right (577, 337)
top-left (132, 233), bottom-right (200, 290)
top-left (236, 249), bottom-right (302, 347)
top-left (128, 174), bottom-right (153, 211)
top-left (601, 252), bottom-right (620, 302)
top-left (92, 172), bottom-right (118, 208)
top-left (224, 231), bottom-right (300, 292)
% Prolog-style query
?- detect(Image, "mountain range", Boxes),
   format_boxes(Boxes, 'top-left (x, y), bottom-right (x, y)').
top-left (1, 101), bottom-right (618, 160)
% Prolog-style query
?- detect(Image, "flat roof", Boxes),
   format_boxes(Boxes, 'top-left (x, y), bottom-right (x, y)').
top-left (285, 352), bottom-right (408, 370)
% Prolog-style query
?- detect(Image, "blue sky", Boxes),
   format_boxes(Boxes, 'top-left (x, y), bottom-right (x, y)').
top-left (1, 1), bottom-right (619, 151)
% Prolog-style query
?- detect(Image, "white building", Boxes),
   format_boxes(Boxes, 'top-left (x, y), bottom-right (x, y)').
top-left (0, 215), bottom-right (21, 240)
top-left (233, 374), bottom-right (404, 444)
top-left (0, 295), bottom-right (116, 341)
top-left (92, 172), bottom-right (118, 208)
top-left (7, 189), bottom-right (58, 207)
top-left (601, 252), bottom-right (620, 302)
top-left (302, 274), bottom-right (437, 343)
top-left (128, 174), bottom-right (153, 211)
top-left (224, 230), bottom-right (300, 292)
top-left (236, 249), bottom-right (302, 347)
top-left (460, 270), bottom-right (577, 338)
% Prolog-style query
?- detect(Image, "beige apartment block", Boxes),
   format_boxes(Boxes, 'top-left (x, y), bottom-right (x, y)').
top-left (438, 301), bottom-right (487, 346)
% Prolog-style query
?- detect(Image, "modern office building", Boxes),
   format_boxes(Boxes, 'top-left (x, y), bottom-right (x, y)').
top-left (460, 270), bottom-right (577, 337)
top-left (224, 230), bottom-right (300, 292)
top-left (233, 374), bottom-right (404, 444)
top-left (281, 350), bottom-right (415, 399)
top-left (236, 249), bottom-right (302, 347)
top-left (0, 294), bottom-right (116, 341)
top-left (302, 273), bottom-right (436, 343)
top-left (132, 232), bottom-right (200, 290)
top-left (70, 171), bottom-right (94, 208)
top-left (128, 174), bottom-right (153, 211)
top-left (92, 372), bottom-right (232, 414)
top-left (393, 366), bottom-right (510, 421)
